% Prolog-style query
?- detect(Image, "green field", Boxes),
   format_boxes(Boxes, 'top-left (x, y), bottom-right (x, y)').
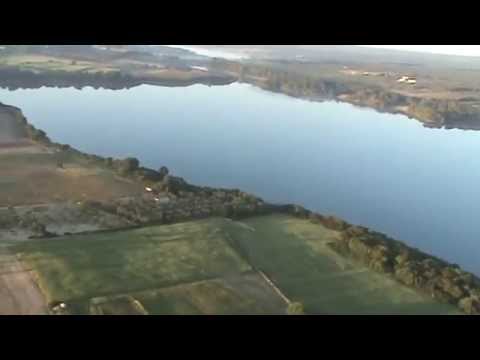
top-left (225, 215), bottom-right (460, 315)
top-left (13, 219), bottom-right (286, 314)
top-left (89, 295), bottom-right (149, 315)
top-left (133, 273), bottom-right (285, 315)
top-left (13, 215), bottom-right (459, 315)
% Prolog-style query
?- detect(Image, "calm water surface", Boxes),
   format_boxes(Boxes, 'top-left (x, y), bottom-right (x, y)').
top-left (1, 83), bottom-right (479, 275)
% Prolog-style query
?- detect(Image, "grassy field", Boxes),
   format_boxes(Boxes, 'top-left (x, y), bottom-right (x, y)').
top-left (13, 219), bottom-right (287, 314)
top-left (0, 54), bottom-right (222, 83)
top-left (0, 54), bottom-right (116, 74)
top-left (1, 104), bottom-right (141, 207)
top-left (89, 295), bottom-right (149, 315)
top-left (0, 151), bottom-right (142, 206)
top-left (12, 215), bottom-right (460, 315)
top-left (134, 273), bottom-right (285, 315)
top-left (225, 215), bottom-right (460, 315)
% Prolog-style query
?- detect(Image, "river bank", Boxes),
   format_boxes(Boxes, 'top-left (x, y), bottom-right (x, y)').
top-left (3, 53), bottom-right (479, 131)
top-left (4, 45), bottom-right (480, 130)
top-left (1, 102), bottom-right (479, 314)
top-left (207, 59), bottom-right (480, 131)
top-left (0, 66), bottom-right (236, 91)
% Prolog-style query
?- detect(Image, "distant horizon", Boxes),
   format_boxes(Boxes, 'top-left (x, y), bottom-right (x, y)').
top-left (358, 45), bottom-right (480, 58)
top-left (166, 45), bottom-right (480, 59)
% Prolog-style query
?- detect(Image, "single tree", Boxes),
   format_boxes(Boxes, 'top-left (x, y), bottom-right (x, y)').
top-left (118, 157), bottom-right (140, 175)
top-left (159, 166), bottom-right (169, 178)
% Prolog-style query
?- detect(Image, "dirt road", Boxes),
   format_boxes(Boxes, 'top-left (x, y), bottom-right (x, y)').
top-left (0, 249), bottom-right (48, 315)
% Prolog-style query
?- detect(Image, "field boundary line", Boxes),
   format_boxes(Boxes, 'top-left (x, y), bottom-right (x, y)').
top-left (65, 270), bottom-right (256, 306)
top-left (257, 270), bottom-right (291, 305)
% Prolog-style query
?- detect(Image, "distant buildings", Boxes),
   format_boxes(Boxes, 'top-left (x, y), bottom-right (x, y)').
top-left (397, 76), bottom-right (417, 85)
top-left (190, 66), bottom-right (208, 72)
top-left (340, 69), bottom-right (417, 85)
top-left (362, 71), bottom-right (386, 77)
top-left (93, 45), bottom-right (127, 52)
top-left (341, 70), bottom-right (386, 77)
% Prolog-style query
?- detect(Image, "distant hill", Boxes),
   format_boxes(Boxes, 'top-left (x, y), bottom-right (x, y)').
top-left (187, 45), bottom-right (480, 70)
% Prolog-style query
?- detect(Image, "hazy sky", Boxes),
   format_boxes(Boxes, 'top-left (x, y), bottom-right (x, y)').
top-left (359, 45), bottom-right (480, 57)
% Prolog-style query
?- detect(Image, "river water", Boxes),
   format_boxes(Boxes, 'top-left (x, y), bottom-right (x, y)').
top-left (1, 82), bottom-right (479, 275)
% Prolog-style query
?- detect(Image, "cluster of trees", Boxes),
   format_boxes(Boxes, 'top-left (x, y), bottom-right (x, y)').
top-left (259, 70), bottom-right (347, 99)
top-left (211, 60), bottom-right (348, 99)
top-left (0, 67), bottom-right (138, 91)
top-left (0, 208), bottom-right (20, 228)
top-left (407, 98), bottom-right (478, 125)
top-left (115, 157), bottom-right (140, 176)
top-left (351, 88), bottom-right (407, 108)
top-left (23, 123), bottom-right (49, 143)
top-left (408, 101), bottom-right (443, 122)
top-left (97, 156), bottom-right (192, 195)
top-left (210, 59), bottom-right (480, 128)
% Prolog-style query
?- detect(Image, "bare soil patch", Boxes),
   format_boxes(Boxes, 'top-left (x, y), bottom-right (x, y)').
top-left (0, 106), bottom-right (27, 144)
top-left (0, 154), bottom-right (143, 207)
top-left (0, 252), bottom-right (48, 315)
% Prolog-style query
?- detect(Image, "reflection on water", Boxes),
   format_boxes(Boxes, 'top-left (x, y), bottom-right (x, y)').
top-left (0, 82), bottom-right (479, 275)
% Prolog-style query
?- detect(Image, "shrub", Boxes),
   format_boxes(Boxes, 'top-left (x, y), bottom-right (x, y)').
top-left (287, 302), bottom-right (305, 315)
top-left (321, 216), bottom-right (348, 231)
top-left (117, 157), bottom-right (140, 176)
top-left (158, 166), bottom-right (169, 178)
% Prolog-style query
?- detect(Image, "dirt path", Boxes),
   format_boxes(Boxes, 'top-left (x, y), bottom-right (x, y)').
top-left (0, 250), bottom-right (48, 315)
top-left (258, 270), bottom-right (291, 306)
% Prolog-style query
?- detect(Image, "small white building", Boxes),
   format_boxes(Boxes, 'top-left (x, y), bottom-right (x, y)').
top-left (191, 66), bottom-right (208, 72)
top-left (397, 76), bottom-right (416, 85)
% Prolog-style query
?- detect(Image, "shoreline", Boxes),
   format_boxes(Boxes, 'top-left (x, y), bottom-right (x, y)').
top-left (1, 62), bottom-right (480, 131)
top-left (208, 59), bottom-right (480, 131)
top-left (1, 102), bottom-right (479, 314)
top-left (2, 44), bottom-right (480, 131)
top-left (0, 65), bottom-right (237, 91)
